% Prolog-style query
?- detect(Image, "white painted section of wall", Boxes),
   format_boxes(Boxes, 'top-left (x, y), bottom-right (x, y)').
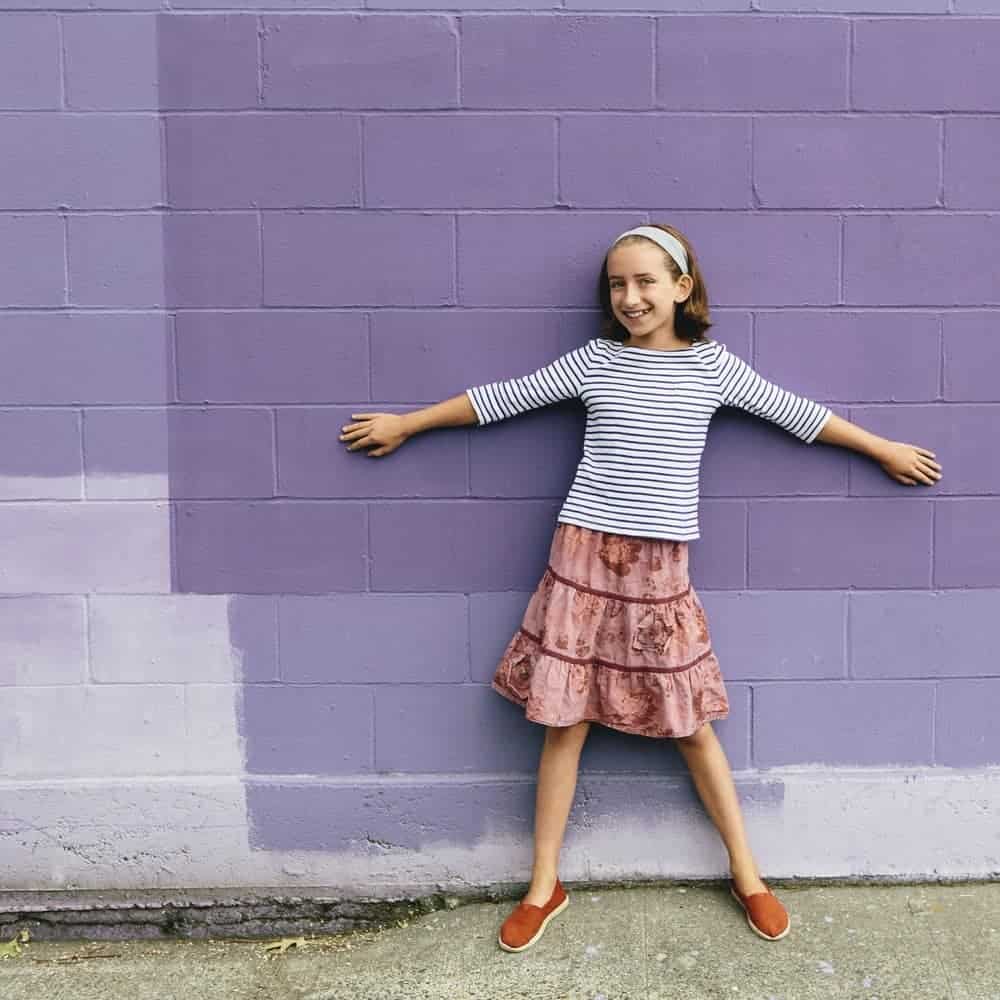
top-left (1, 769), bottom-right (997, 894)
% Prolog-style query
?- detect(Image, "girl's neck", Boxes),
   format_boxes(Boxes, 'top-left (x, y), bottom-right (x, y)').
top-left (623, 335), bottom-right (693, 352)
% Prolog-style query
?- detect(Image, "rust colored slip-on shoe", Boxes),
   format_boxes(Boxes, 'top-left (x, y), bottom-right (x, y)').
top-left (729, 880), bottom-right (791, 941)
top-left (498, 879), bottom-right (569, 953)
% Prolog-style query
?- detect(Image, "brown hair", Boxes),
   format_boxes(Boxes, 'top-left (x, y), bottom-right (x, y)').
top-left (596, 223), bottom-right (713, 345)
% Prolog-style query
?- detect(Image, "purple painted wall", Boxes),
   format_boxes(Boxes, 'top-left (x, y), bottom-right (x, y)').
top-left (2, 1), bottom-right (999, 885)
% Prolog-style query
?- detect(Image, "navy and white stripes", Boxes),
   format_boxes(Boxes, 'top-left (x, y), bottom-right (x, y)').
top-left (466, 337), bottom-right (832, 541)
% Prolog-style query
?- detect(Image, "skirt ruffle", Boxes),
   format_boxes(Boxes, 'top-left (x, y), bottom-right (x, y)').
top-left (491, 522), bottom-right (729, 739)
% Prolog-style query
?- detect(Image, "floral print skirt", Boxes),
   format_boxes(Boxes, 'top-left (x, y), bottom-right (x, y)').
top-left (491, 522), bottom-right (730, 739)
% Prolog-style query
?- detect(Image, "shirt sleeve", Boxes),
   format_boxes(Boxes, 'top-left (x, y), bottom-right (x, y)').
top-left (712, 344), bottom-right (833, 443)
top-left (465, 340), bottom-right (598, 426)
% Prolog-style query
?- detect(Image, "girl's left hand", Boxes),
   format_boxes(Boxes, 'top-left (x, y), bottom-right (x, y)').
top-left (878, 441), bottom-right (942, 486)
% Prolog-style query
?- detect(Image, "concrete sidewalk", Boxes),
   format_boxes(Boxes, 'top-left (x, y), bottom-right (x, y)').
top-left (0, 881), bottom-right (997, 1000)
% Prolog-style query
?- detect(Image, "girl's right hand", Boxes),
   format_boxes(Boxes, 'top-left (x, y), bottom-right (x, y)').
top-left (339, 413), bottom-right (410, 458)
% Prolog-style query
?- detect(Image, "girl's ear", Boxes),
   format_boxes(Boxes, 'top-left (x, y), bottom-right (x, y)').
top-left (675, 274), bottom-right (694, 303)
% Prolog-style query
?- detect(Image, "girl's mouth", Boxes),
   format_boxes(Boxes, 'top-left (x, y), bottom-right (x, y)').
top-left (623, 309), bottom-right (651, 321)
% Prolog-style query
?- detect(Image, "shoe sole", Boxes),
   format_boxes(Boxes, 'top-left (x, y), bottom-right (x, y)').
top-left (729, 885), bottom-right (791, 941)
top-left (497, 894), bottom-right (570, 953)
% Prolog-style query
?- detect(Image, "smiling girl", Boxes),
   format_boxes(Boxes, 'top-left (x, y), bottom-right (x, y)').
top-left (339, 223), bottom-right (943, 952)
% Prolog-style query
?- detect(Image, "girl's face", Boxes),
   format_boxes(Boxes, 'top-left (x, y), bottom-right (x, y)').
top-left (606, 240), bottom-right (693, 343)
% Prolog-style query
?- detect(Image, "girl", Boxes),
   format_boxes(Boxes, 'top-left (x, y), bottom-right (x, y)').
top-left (339, 223), bottom-right (943, 951)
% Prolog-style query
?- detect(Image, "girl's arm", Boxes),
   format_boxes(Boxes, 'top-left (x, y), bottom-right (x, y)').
top-left (814, 413), bottom-right (943, 486)
top-left (340, 393), bottom-right (478, 458)
top-left (342, 339), bottom-right (599, 458)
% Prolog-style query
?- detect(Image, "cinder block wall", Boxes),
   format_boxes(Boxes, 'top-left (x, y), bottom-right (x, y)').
top-left (2, 2), bottom-right (999, 895)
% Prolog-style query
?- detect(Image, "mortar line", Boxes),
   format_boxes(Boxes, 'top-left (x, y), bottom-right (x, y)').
top-left (367, 311), bottom-right (373, 403)
top-left (274, 595), bottom-right (282, 682)
top-left (930, 681), bottom-right (938, 767)
top-left (845, 588), bottom-right (852, 680)
top-left (167, 312), bottom-right (179, 405)
top-left (270, 407), bottom-right (278, 497)
top-left (464, 593), bottom-right (472, 682)
top-left (78, 407), bottom-right (87, 501)
top-left (61, 212), bottom-right (71, 307)
top-left (650, 15), bottom-right (657, 110)
top-left (938, 116), bottom-right (945, 208)
top-left (57, 15), bottom-right (67, 110)
top-left (256, 16), bottom-right (264, 107)
top-left (937, 313), bottom-right (944, 401)
top-left (359, 115), bottom-right (366, 208)
top-left (847, 17), bottom-right (854, 112)
top-left (82, 593), bottom-right (93, 684)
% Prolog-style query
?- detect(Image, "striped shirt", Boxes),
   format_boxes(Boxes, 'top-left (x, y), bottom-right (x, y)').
top-left (466, 337), bottom-right (833, 541)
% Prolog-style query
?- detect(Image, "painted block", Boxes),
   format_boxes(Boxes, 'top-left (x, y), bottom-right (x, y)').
top-left (278, 594), bottom-right (467, 682)
top-left (90, 595), bottom-right (276, 683)
top-left (369, 500), bottom-right (559, 591)
top-left (845, 216), bottom-right (1000, 306)
top-left (241, 684), bottom-right (374, 774)
top-left (0, 597), bottom-right (86, 686)
top-left (755, 311), bottom-right (939, 403)
top-left (854, 18), bottom-right (1000, 111)
top-left (851, 591), bottom-right (1000, 679)
top-left (176, 311), bottom-right (368, 404)
top-left (943, 313), bottom-right (1000, 403)
top-left (375, 683), bottom-right (543, 772)
top-left (64, 13), bottom-right (257, 110)
top-left (0, 314), bottom-right (171, 405)
top-left (656, 16), bottom-right (848, 110)
top-left (754, 116), bottom-right (938, 208)
top-left (0, 215), bottom-right (64, 307)
top-left (754, 681), bottom-right (934, 766)
top-left (261, 14), bottom-right (458, 109)
top-left (462, 15), bottom-right (652, 109)
top-left (560, 115), bottom-right (750, 208)
top-left (749, 499), bottom-right (932, 588)
top-left (934, 500), bottom-right (1000, 588)
top-left (263, 212), bottom-right (453, 307)
top-left (700, 590), bottom-right (846, 681)
top-left (936, 680), bottom-right (1000, 766)
top-left (0, 15), bottom-right (59, 110)
top-left (165, 114), bottom-right (360, 209)
top-left (68, 213), bottom-right (260, 308)
top-left (0, 503), bottom-right (170, 594)
top-left (174, 501), bottom-right (366, 593)
top-left (366, 114), bottom-right (555, 208)
top-left (85, 408), bottom-right (275, 500)
top-left (0, 410), bottom-right (81, 500)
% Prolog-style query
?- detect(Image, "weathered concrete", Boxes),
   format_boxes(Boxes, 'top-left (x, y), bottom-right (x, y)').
top-left (4, 769), bottom-right (1000, 895)
top-left (1, 882), bottom-right (998, 999)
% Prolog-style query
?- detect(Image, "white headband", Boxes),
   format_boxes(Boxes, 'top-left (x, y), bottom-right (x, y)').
top-left (610, 226), bottom-right (689, 276)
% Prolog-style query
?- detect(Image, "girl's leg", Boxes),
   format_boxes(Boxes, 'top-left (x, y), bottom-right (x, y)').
top-left (673, 722), bottom-right (768, 896)
top-left (521, 720), bottom-right (591, 907)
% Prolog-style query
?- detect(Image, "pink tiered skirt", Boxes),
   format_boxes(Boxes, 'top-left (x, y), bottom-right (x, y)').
top-left (491, 522), bottom-right (730, 739)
